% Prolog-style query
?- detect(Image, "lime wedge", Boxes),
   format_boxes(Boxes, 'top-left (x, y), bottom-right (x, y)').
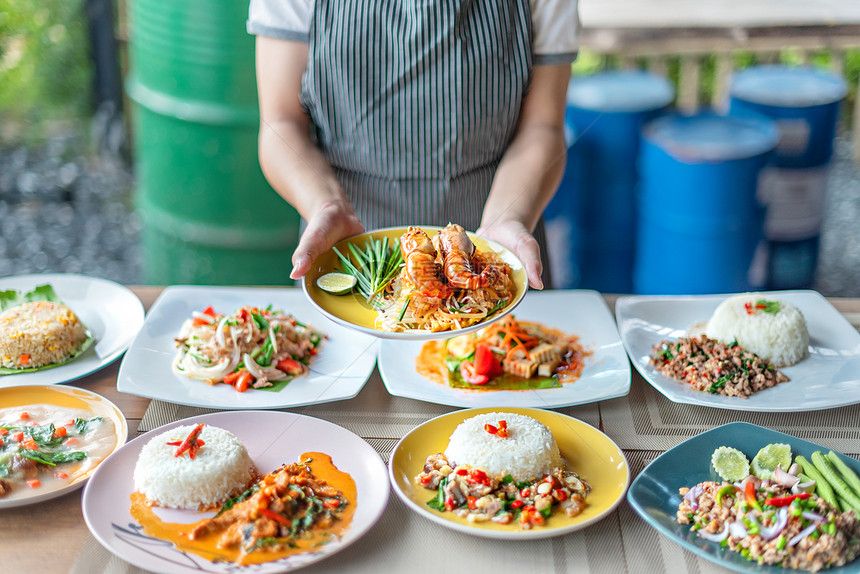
top-left (751, 443), bottom-right (792, 480)
top-left (711, 446), bottom-right (750, 482)
top-left (316, 273), bottom-right (357, 295)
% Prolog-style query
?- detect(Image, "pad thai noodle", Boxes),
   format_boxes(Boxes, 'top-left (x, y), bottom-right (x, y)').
top-left (173, 305), bottom-right (324, 392)
top-left (375, 224), bottom-right (515, 333)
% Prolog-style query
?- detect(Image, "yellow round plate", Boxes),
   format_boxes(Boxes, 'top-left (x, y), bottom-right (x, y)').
top-left (0, 385), bottom-right (128, 509)
top-left (388, 407), bottom-right (630, 539)
top-left (302, 227), bottom-right (528, 340)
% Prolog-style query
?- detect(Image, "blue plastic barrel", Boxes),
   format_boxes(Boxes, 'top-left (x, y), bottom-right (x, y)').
top-left (730, 65), bottom-right (847, 168)
top-left (729, 66), bottom-right (846, 289)
top-left (634, 113), bottom-right (778, 295)
top-left (544, 71), bottom-right (674, 293)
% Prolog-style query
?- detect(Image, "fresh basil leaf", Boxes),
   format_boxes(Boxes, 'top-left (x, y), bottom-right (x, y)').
top-left (426, 477), bottom-right (447, 511)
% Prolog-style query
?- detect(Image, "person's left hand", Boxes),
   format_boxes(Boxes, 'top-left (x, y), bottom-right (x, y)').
top-left (476, 220), bottom-right (544, 290)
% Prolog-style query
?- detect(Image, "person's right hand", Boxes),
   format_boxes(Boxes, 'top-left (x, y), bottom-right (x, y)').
top-left (290, 200), bottom-right (364, 280)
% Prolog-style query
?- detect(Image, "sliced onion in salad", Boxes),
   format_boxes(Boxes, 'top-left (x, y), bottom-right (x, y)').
top-left (754, 507), bottom-right (788, 541)
top-left (683, 484), bottom-right (704, 511)
top-left (789, 523), bottom-right (820, 547)
top-left (698, 522), bottom-right (730, 542)
top-left (728, 521), bottom-right (748, 538)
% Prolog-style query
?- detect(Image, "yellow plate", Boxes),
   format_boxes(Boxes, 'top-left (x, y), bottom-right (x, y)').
top-left (0, 385), bottom-right (129, 509)
top-left (302, 227), bottom-right (528, 340)
top-left (388, 407), bottom-right (630, 539)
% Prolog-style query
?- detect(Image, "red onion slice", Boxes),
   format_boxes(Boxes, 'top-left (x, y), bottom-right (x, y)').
top-left (788, 523), bottom-right (820, 547)
top-left (757, 508), bottom-right (788, 541)
top-left (801, 511), bottom-right (824, 523)
top-left (683, 484), bottom-right (704, 511)
top-left (728, 521), bottom-right (748, 538)
top-left (698, 522), bottom-right (730, 542)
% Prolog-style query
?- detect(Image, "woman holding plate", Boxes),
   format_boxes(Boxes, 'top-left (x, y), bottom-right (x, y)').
top-left (248, 0), bottom-right (579, 289)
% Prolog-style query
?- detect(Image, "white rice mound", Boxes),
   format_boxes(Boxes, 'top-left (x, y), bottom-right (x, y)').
top-left (704, 294), bottom-right (809, 367)
top-left (0, 301), bottom-right (88, 368)
top-left (444, 412), bottom-right (562, 482)
top-left (133, 424), bottom-right (258, 510)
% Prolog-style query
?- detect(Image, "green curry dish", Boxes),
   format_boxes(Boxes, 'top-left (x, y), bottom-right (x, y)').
top-left (0, 416), bottom-right (104, 477)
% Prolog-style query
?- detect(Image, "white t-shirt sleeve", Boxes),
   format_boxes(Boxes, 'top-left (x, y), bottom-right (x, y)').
top-left (247, 0), bottom-right (313, 42)
top-left (531, 0), bottom-right (580, 65)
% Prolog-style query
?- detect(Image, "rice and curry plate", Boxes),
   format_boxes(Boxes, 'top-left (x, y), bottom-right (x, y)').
top-left (131, 424), bottom-right (356, 566)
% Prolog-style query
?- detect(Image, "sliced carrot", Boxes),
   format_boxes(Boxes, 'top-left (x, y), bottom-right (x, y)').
top-left (56, 472), bottom-right (69, 479)
top-left (19, 411), bottom-right (30, 420)
top-left (27, 479), bottom-right (41, 488)
top-left (55, 426), bottom-right (67, 438)
top-left (19, 355), bottom-right (30, 366)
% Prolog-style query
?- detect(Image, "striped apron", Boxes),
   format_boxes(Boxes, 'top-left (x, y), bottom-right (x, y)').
top-left (300, 0), bottom-right (534, 232)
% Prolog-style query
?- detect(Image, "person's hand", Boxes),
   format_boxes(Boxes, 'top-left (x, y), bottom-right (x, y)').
top-left (290, 201), bottom-right (364, 279)
top-left (476, 220), bottom-right (544, 290)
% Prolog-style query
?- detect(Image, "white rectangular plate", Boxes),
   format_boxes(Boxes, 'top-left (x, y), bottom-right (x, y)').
top-left (379, 290), bottom-right (631, 408)
top-left (117, 286), bottom-right (378, 409)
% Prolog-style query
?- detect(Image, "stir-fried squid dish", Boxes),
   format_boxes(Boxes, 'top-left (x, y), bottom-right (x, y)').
top-left (377, 224), bottom-right (515, 333)
top-left (173, 305), bottom-right (324, 392)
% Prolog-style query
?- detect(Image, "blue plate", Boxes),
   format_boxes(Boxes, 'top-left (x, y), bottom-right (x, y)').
top-left (627, 422), bottom-right (860, 573)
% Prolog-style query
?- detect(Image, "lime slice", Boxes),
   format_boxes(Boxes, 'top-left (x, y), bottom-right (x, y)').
top-left (316, 273), bottom-right (357, 295)
top-left (750, 443), bottom-right (792, 479)
top-left (711, 446), bottom-right (750, 481)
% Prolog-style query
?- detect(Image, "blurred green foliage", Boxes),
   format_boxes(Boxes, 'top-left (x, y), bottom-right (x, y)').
top-left (0, 0), bottom-right (93, 142)
top-left (572, 48), bottom-right (860, 128)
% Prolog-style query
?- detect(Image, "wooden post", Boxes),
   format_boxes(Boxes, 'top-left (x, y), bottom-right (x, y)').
top-left (678, 55), bottom-right (701, 113)
top-left (830, 48), bottom-right (844, 74)
top-left (712, 52), bottom-right (734, 112)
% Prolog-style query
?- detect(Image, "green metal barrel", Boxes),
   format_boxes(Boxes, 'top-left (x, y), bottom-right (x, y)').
top-left (127, 0), bottom-right (300, 285)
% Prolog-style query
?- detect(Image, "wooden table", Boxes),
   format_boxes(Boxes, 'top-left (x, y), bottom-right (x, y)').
top-left (2, 288), bottom-right (859, 574)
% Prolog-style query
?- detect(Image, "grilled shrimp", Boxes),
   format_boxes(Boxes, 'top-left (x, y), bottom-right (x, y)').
top-left (438, 223), bottom-right (490, 290)
top-left (400, 226), bottom-right (452, 298)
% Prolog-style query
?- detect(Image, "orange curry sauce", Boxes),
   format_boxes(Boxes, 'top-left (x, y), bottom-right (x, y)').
top-left (129, 452), bottom-right (356, 566)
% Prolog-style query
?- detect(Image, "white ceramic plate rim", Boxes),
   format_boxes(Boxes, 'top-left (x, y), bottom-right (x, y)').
top-left (378, 290), bottom-right (631, 408)
top-left (0, 385), bottom-right (129, 509)
top-left (300, 227), bottom-right (528, 341)
top-left (616, 290), bottom-right (860, 412)
top-left (388, 407), bottom-right (630, 540)
top-left (82, 410), bottom-right (390, 574)
top-left (116, 286), bottom-right (379, 410)
top-left (0, 274), bottom-right (144, 387)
